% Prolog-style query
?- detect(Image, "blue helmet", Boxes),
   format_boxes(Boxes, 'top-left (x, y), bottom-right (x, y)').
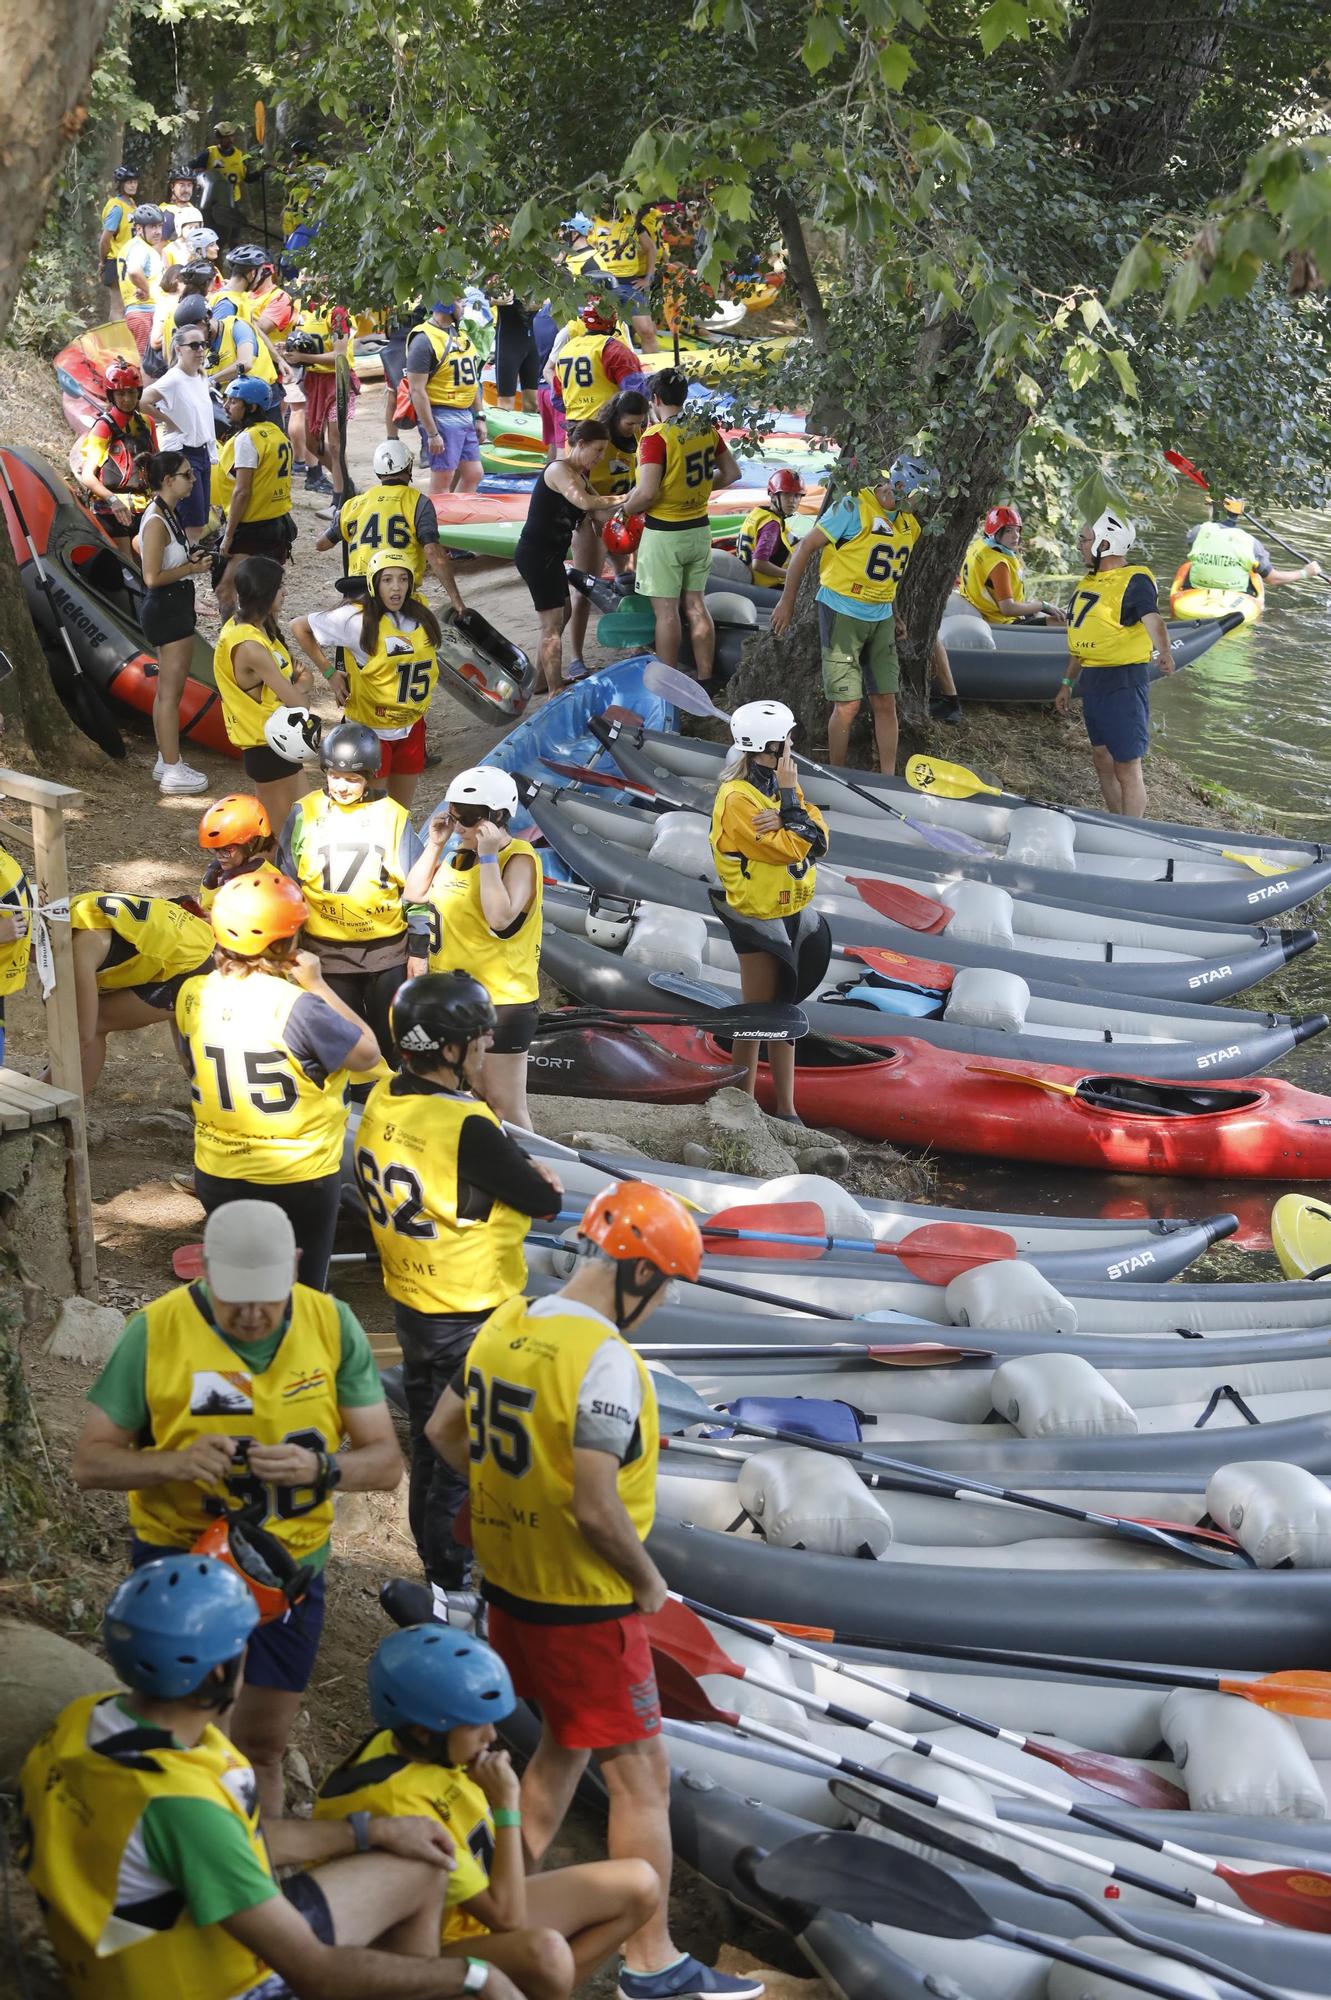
top-left (563, 212), bottom-right (593, 236)
top-left (883, 455), bottom-right (940, 506)
top-left (103, 1557), bottom-right (258, 1699)
top-left (369, 1626), bottom-right (515, 1736)
top-left (226, 376), bottom-right (272, 410)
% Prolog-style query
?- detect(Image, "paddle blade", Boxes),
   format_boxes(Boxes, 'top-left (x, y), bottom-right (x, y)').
top-left (847, 876), bottom-right (953, 933)
top-left (647, 1599), bottom-right (738, 1681)
top-left (905, 754), bottom-right (1000, 801)
top-left (1220, 1670), bottom-right (1331, 1719)
top-left (1164, 448), bottom-right (1210, 490)
top-left (1020, 1740), bottom-right (1190, 1811)
top-left (1221, 849), bottom-right (1286, 878)
top-left (846, 945), bottom-right (954, 992)
top-left (642, 659), bottom-right (723, 719)
top-left (702, 1200), bottom-right (829, 1261)
top-left (1221, 1863), bottom-right (1331, 1932)
top-left (540, 758), bottom-right (643, 792)
top-left (964, 1063), bottom-right (1081, 1099)
top-left (754, 1831), bottom-right (986, 1940)
top-left (867, 1342), bottom-right (996, 1367)
top-left (172, 1243), bottom-right (205, 1281)
top-left (652, 1647), bottom-right (738, 1726)
top-left (653, 1374), bottom-right (726, 1434)
top-left (890, 1221), bottom-right (1016, 1284)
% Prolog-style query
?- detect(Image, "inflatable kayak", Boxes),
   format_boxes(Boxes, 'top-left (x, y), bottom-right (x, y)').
top-left (524, 781), bottom-right (1315, 1004)
top-left (523, 1011), bottom-right (1331, 1180)
top-left (1170, 562), bottom-right (1264, 624)
top-left (434, 499), bottom-right (750, 561)
top-left (1270, 1192), bottom-right (1331, 1280)
top-left (935, 594), bottom-right (1246, 702)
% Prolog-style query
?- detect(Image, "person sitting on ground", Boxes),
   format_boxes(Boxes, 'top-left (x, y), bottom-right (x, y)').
top-left (404, 302), bottom-right (486, 498)
top-left (1054, 507), bottom-right (1173, 820)
top-left (512, 420), bottom-right (618, 694)
top-left (1180, 496), bottom-right (1323, 596)
top-left (735, 468), bottom-right (803, 586)
top-left (959, 505), bottom-right (1067, 625)
top-left (20, 1555), bottom-right (524, 2000)
top-left (616, 370), bottom-right (742, 687)
top-left (213, 554), bottom-right (317, 830)
top-left (316, 437), bottom-right (467, 614)
top-left (78, 359), bottom-right (157, 552)
top-left (197, 793), bottom-right (284, 913)
top-left (214, 377), bottom-right (297, 617)
top-left (69, 891), bottom-right (214, 1094)
top-left (314, 1626), bottom-right (658, 1998)
top-left (97, 163), bottom-right (139, 321)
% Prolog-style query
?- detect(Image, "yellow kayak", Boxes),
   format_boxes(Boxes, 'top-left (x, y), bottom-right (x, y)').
top-left (1270, 1192), bottom-right (1331, 1279)
top-left (1169, 564), bottom-right (1264, 625)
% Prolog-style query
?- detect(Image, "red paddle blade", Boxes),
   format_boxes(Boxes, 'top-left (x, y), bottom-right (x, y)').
top-left (1219, 1670), bottom-right (1331, 1718)
top-left (889, 1222), bottom-right (1017, 1285)
top-left (540, 757), bottom-right (649, 792)
top-left (602, 705), bottom-right (646, 726)
top-left (653, 1646), bottom-right (738, 1726)
top-left (647, 1599), bottom-right (740, 1681)
top-left (1020, 1739), bottom-right (1190, 1811)
top-left (172, 1243), bottom-right (205, 1281)
top-left (1219, 1862), bottom-right (1331, 1931)
top-left (846, 945), bottom-right (954, 992)
top-left (848, 876), bottom-right (952, 933)
top-left (867, 1343), bottom-right (996, 1367)
top-left (1164, 448), bottom-right (1209, 490)
top-left (489, 430), bottom-right (544, 453)
top-left (702, 1200), bottom-right (829, 1260)
top-left (1128, 1515), bottom-right (1241, 1550)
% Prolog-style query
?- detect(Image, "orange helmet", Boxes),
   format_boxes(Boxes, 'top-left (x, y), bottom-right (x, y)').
top-left (580, 1181), bottom-right (702, 1281)
top-left (198, 794), bottom-right (272, 850)
top-left (192, 1514), bottom-right (313, 1625)
top-left (211, 872), bottom-right (307, 954)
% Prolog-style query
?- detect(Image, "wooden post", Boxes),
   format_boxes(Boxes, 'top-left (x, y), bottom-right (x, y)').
top-left (9, 770), bottom-right (97, 1295)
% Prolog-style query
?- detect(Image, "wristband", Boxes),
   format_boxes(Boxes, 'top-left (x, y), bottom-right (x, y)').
top-left (1060, 675), bottom-right (1075, 688)
top-left (347, 1810), bottom-right (372, 1853)
top-left (462, 1960), bottom-right (489, 1994)
top-left (493, 1807), bottom-right (521, 1828)
top-left (479, 853), bottom-right (499, 865)
top-left (315, 1448), bottom-right (343, 1497)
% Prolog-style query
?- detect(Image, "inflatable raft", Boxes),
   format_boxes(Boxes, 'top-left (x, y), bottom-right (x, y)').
top-left (935, 594), bottom-right (1246, 702)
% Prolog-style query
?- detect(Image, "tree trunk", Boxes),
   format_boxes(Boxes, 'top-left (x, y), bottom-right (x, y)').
top-left (772, 192), bottom-right (829, 353)
top-left (0, 529), bottom-right (96, 763)
top-left (1055, 0), bottom-right (1240, 182)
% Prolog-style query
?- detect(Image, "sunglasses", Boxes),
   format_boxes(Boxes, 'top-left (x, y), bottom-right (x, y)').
top-left (449, 804), bottom-right (489, 827)
top-left (178, 341), bottom-right (207, 351)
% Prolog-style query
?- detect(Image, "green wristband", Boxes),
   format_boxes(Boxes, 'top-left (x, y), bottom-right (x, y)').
top-left (1061, 675), bottom-right (1075, 688)
top-left (493, 1807), bottom-right (522, 1828)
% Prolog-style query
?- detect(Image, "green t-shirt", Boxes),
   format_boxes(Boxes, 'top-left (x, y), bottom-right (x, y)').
top-left (89, 1284), bottom-right (384, 1570)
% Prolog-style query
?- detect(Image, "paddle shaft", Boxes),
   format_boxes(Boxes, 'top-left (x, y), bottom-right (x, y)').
top-left (526, 1233), bottom-right (859, 1320)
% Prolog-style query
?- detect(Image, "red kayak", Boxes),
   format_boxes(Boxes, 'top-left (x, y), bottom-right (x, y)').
top-left (529, 1014), bottom-right (1331, 1179)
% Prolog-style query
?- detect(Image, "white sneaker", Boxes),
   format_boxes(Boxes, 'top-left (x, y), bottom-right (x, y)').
top-left (152, 753), bottom-right (165, 780)
top-left (159, 761), bottom-right (209, 795)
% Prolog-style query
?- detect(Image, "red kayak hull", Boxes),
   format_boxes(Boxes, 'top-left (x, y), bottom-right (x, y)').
top-left (532, 1016), bottom-right (1331, 1180)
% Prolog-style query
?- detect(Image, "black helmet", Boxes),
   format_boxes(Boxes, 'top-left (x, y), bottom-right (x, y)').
top-left (284, 328), bottom-right (325, 355)
top-left (390, 973), bottom-right (497, 1068)
top-left (289, 138), bottom-right (313, 157)
top-left (318, 721), bottom-right (381, 777)
top-left (168, 164), bottom-right (196, 187)
top-left (132, 203), bottom-right (164, 227)
top-left (226, 243), bottom-right (270, 273)
top-left (173, 294), bottom-right (212, 327)
top-left (114, 164), bottom-right (140, 185)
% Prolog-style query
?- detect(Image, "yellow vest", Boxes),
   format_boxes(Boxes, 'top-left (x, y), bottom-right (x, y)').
top-left (344, 610), bottom-right (438, 735)
top-left (589, 213), bottom-right (655, 279)
top-left (959, 537), bottom-right (1025, 623)
top-left (287, 790), bottom-right (411, 943)
top-left (207, 145), bottom-right (248, 198)
top-left (176, 967), bottom-right (350, 1183)
top-left (21, 1693), bottom-right (272, 2000)
top-left (127, 1281), bottom-right (343, 1556)
top-left (213, 618), bottom-right (295, 749)
top-left (215, 421), bottom-right (292, 522)
top-left (100, 195), bottom-right (134, 261)
top-left (0, 847), bottom-right (33, 997)
top-left (339, 484), bottom-right (428, 584)
top-left (710, 776), bottom-right (822, 920)
top-left (588, 437), bottom-right (638, 498)
top-left (210, 310), bottom-right (279, 388)
top-left (467, 1295), bottom-right (658, 1614)
top-left (354, 1083), bottom-right (531, 1315)
top-left (641, 420), bottom-right (720, 526)
top-left (1187, 521), bottom-right (1258, 594)
top-left (552, 331), bottom-right (621, 422)
top-left (1067, 564), bottom-right (1156, 667)
top-left (313, 1731), bottom-right (490, 1939)
top-left (409, 321), bottom-right (481, 409)
top-left (69, 893), bottom-right (212, 990)
top-left (736, 502), bottom-right (792, 572)
top-left (818, 492), bottom-right (920, 606)
top-left (423, 839), bottom-right (541, 1005)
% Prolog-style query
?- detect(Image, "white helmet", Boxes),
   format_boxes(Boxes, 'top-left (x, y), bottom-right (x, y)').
top-left (1091, 508), bottom-right (1136, 559)
top-left (263, 706), bottom-right (322, 763)
top-left (445, 765), bottom-right (520, 817)
top-left (373, 439), bottom-right (414, 479)
top-left (730, 700), bottom-right (795, 753)
top-left (585, 892), bottom-right (636, 950)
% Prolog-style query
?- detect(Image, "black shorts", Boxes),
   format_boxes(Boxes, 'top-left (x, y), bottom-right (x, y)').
top-left (243, 742), bottom-right (303, 784)
top-left (491, 1000), bottom-right (540, 1054)
top-left (282, 1867), bottom-right (335, 1944)
top-left (140, 580), bottom-right (197, 647)
top-left (101, 259), bottom-right (120, 290)
top-left (126, 953), bottom-right (215, 1013)
top-left (495, 307), bottom-right (540, 397)
top-left (514, 542), bottom-right (571, 614)
top-left (380, 333), bottom-right (409, 394)
top-left (214, 514), bottom-right (296, 587)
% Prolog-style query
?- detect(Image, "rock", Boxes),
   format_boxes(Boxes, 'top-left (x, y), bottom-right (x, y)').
top-left (0, 1621), bottom-right (118, 1783)
top-left (704, 1089), bottom-right (799, 1177)
top-left (138, 1109), bottom-right (195, 1136)
top-left (47, 1295), bottom-right (127, 1366)
top-left (681, 1143), bottom-right (715, 1168)
top-left (561, 1131), bottom-right (651, 1161)
top-left (791, 1142), bottom-right (852, 1180)
top-left (284, 1746), bottom-right (315, 1795)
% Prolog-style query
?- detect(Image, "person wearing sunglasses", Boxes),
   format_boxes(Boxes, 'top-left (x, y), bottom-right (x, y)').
top-left (140, 318), bottom-right (220, 546)
top-left (137, 450), bottom-right (214, 794)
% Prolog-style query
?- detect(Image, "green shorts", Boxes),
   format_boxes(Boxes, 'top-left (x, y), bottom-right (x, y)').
top-left (819, 604), bottom-right (900, 701)
top-left (636, 521), bottom-right (714, 599)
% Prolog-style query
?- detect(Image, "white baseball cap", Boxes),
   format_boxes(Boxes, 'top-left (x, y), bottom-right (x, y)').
top-left (203, 1201), bottom-right (299, 1303)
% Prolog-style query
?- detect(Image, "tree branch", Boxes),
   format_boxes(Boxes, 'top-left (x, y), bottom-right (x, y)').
top-left (772, 190), bottom-right (829, 354)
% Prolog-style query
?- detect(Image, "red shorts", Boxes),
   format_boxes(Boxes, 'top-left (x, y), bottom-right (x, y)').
top-left (537, 385), bottom-right (566, 455)
top-left (486, 1603), bottom-right (662, 1749)
top-left (304, 367), bottom-right (360, 444)
top-left (375, 718), bottom-right (426, 775)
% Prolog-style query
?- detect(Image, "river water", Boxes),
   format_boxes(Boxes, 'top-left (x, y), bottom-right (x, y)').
top-left (939, 498), bottom-right (1331, 1259)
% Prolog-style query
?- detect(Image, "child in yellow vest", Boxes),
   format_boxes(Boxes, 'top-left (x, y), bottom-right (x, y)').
top-left (0, 845), bottom-right (32, 1066)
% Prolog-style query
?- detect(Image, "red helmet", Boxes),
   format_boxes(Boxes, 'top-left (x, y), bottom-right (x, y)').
top-left (984, 504), bottom-right (1021, 538)
top-left (580, 299), bottom-right (617, 334)
top-left (198, 794), bottom-right (272, 850)
top-left (768, 468), bottom-right (804, 499)
top-left (105, 359), bottom-right (143, 393)
top-left (580, 1181), bottom-right (702, 1281)
top-left (603, 514), bottom-right (644, 556)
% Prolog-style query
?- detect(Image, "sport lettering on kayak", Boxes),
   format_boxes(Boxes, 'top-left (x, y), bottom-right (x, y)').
top-left (1187, 965), bottom-right (1231, 988)
top-left (1105, 1250), bottom-right (1156, 1280)
top-left (1246, 880), bottom-right (1290, 903)
top-left (1195, 1044), bottom-right (1243, 1070)
top-left (529, 1055), bottom-right (575, 1068)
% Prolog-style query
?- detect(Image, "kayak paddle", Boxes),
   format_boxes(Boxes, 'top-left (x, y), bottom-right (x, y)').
top-left (544, 999), bottom-right (808, 1042)
top-left (652, 1596), bottom-right (1187, 1809)
top-left (698, 1201), bottom-right (1018, 1282)
top-left (651, 1372), bottom-right (1250, 1568)
top-left (843, 875), bottom-right (953, 932)
top-left (963, 1065), bottom-right (1197, 1116)
top-left (173, 1244), bottom-right (371, 1282)
top-left (641, 659), bottom-right (994, 858)
top-left (1165, 450), bottom-right (1330, 587)
top-left (642, 1339), bottom-right (992, 1366)
top-left (539, 756), bottom-right (654, 794)
top-left (903, 753), bottom-right (1288, 877)
top-left (526, 1232), bottom-right (864, 1322)
top-left (652, 1655), bottom-right (1263, 1928)
top-left (653, 1601), bottom-right (1331, 1929)
top-left (832, 1784), bottom-right (1289, 2000)
top-left (753, 1833), bottom-right (1279, 1995)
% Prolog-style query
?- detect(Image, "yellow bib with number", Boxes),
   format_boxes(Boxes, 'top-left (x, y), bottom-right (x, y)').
top-left (818, 491), bottom-right (919, 606)
top-left (589, 213), bottom-right (655, 279)
top-left (70, 893), bottom-right (212, 990)
top-left (409, 322), bottom-right (481, 409)
top-left (21, 1693), bottom-right (272, 2000)
top-left (641, 420), bottom-right (720, 526)
top-left (314, 1732), bottom-right (492, 1938)
top-left (588, 437), bottom-right (638, 498)
top-left (959, 537), bottom-right (1025, 623)
top-left (1066, 564), bottom-right (1156, 667)
top-left (207, 145), bottom-right (247, 198)
top-left (213, 619), bottom-right (295, 749)
top-left (736, 502), bottom-right (792, 572)
top-left (0, 847), bottom-right (32, 998)
top-left (422, 839), bottom-right (541, 1006)
top-left (344, 611), bottom-right (438, 735)
top-left (127, 1281), bottom-right (341, 1556)
top-left (355, 1080), bottom-right (531, 1318)
top-left (215, 421), bottom-right (291, 521)
top-left (287, 790), bottom-right (410, 943)
top-left (466, 1296), bottom-right (658, 1613)
top-left (552, 331), bottom-right (621, 422)
top-left (100, 196), bottom-right (134, 260)
top-left (176, 966), bottom-right (350, 1182)
top-left (340, 484), bottom-right (427, 583)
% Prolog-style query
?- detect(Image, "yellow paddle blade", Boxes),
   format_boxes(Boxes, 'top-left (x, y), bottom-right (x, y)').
top-left (1220, 848), bottom-right (1286, 877)
top-left (1269, 1192), bottom-right (1331, 1282)
top-left (1222, 1670), bottom-right (1331, 1719)
top-left (964, 1065), bottom-right (1081, 1099)
top-left (254, 98), bottom-right (266, 144)
top-left (904, 754), bottom-right (1002, 801)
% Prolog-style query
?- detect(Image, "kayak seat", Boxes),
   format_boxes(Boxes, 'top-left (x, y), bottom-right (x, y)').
top-left (991, 1353), bottom-right (1138, 1440)
top-left (718, 1396), bottom-right (864, 1443)
top-left (1004, 805), bottom-right (1077, 870)
top-left (736, 1445), bottom-right (894, 1558)
top-left (1207, 1461), bottom-right (1331, 1569)
top-left (1079, 1077), bottom-right (1264, 1116)
top-left (831, 980), bottom-right (944, 1019)
top-left (648, 810), bottom-right (719, 884)
top-left (1161, 1687), bottom-right (1327, 1818)
top-left (945, 1263), bottom-right (1078, 1334)
top-left (940, 879), bottom-right (1015, 947)
top-left (942, 967), bottom-right (1031, 1032)
top-left (624, 906), bottom-right (708, 982)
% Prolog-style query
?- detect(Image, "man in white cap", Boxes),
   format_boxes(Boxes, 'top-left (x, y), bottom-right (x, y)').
top-left (72, 1199), bottom-right (402, 1816)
